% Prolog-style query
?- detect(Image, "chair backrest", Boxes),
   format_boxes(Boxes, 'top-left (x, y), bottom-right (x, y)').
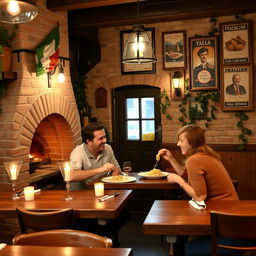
top-left (210, 211), bottom-right (256, 256)
top-left (12, 229), bottom-right (113, 248)
top-left (16, 208), bottom-right (75, 233)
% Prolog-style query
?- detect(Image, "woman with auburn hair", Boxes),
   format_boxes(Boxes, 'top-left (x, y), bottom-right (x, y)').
top-left (158, 125), bottom-right (238, 201)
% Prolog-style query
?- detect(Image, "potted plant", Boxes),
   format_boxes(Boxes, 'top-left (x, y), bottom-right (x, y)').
top-left (0, 25), bottom-right (16, 72)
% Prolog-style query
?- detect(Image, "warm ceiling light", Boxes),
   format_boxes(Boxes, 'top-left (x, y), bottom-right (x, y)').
top-left (122, 0), bottom-right (156, 64)
top-left (0, 0), bottom-right (38, 24)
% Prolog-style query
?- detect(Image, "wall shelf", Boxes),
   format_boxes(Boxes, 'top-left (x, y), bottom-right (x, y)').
top-left (1, 71), bottom-right (17, 80)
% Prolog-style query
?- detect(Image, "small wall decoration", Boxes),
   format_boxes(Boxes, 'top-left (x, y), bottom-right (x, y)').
top-left (221, 64), bottom-right (253, 111)
top-left (189, 36), bottom-right (219, 91)
top-left (95, 87), bottom-right (107, 108)
top-left (162, 30), bottom-right (186, 69)
top-left (120, 27), bottom-right (156, 74)
top-left (220, 20), bottom-right (252, 65)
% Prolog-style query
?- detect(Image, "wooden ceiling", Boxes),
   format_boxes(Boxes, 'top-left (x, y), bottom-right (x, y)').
top-left (46, 0), bottom-right (256, 38)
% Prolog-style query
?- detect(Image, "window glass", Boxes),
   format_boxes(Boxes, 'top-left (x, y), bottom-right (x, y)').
top-left (127, 120), bottom-right (140, 140)
top-left (127, 98), bottom-right (139, 119)
top-left (142, 120), bottom-right (155, 141)
top-left (141, 97), bottom-right (154, 119)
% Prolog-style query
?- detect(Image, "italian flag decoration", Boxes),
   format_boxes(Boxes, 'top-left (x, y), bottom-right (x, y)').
top-left (35, 26), bottom-right (60, 77)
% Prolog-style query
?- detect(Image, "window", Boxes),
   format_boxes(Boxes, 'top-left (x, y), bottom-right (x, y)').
top-left (126, 97), bottom-right (155, 141)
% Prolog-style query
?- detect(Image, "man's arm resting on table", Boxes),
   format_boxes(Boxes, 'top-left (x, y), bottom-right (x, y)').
top-left (71, 163), bottom-right (120, 181)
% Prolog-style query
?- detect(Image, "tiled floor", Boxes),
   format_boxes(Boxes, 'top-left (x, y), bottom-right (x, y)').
top-left (118, 211), bottom-right (170, 256)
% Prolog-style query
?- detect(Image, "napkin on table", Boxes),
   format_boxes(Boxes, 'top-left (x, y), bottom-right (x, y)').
top-left (189, 199), bottom-right (206, 210)
top-left (0, 243), bottom-right (7, 251)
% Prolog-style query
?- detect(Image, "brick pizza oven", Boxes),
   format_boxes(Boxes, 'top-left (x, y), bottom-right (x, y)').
top-left (0, 1), bottom-right (82, 193)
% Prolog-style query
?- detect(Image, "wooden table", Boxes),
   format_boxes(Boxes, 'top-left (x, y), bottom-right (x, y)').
top-left (90, 172), bottom-right (179, 190)
top-left (0, 190), bottom-right (133, 219)
top-left (143, 200), bottom-right (256, 236)
top-left (0, 245), bottom-right (132, 256)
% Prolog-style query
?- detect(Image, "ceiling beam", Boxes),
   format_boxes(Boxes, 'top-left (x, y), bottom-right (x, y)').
top-left (68, 0), bottom-right (256, 30)
top-left (47, 0), bottom-right (147, 11)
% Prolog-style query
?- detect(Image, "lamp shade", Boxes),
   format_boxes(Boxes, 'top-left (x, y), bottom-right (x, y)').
top-left (172, 71), bottom-right (182, 89)
top-left (0, 0), bottom-right (38, 24)
top-left (122, 24), bottom-right (156, 64)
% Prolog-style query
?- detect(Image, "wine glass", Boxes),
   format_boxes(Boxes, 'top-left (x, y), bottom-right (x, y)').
top-left (58, 161), bottom-right (75, 201)
top-left (4, 160), bottom-right (23, 200)
top-left (122, 161), bottom-right (132, 175)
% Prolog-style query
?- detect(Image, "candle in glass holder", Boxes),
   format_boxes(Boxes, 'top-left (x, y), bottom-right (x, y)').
top-left (10, 165), bottom-right (17, 180)
top-left (64, 163), bottom-right (71, 181)
top-left (94, 182), bottom-right (104, 197)
top-left (24, 186), bottom-right (34, 201)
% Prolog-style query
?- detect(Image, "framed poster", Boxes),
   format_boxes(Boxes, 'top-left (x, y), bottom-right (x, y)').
top-left (189, 36), bottom-right (219, 91)
top-left (221, 64), bottom-right (253, 111)
top-left (220, 20), bottom-right (252, 65)
top-left (120, 27), bottom-right (156, 75)
top-left (162, 30), bottom-right (186, 69)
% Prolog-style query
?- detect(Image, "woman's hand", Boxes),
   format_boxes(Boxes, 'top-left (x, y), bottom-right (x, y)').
top-left (158, 148), bottom-right (174, 161)
top-left (167, 173), bottom-right (184, 187)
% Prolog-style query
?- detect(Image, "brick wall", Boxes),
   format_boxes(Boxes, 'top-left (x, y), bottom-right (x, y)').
top-left (85, 13), bottom-right (256, 145)
top-left (0, 0), bottom-right (82, 191)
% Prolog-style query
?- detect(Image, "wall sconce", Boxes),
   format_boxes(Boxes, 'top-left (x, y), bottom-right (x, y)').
top-left (171, 70), bottom-right (185, 100)
top-left (47, 63), bottom-right (65, 88)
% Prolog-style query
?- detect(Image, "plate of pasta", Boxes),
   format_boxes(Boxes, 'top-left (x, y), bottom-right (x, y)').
top-left (138, 169), bottom-right (169, 180)
top-left (101, 175), bottom-right (136, 183)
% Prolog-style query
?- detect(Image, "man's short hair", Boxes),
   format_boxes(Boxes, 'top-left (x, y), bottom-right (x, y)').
top-left (197, 47), bottom-right (208, 56)
top-left (82, 122), bottom-right (105, 144)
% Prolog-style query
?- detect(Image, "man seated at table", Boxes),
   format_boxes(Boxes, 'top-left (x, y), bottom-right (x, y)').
top-left (70, 122), bottom-right (120, 190)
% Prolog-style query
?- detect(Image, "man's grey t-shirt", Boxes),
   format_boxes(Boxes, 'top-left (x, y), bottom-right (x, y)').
top-left (70, 143), bottom-right (120, 190)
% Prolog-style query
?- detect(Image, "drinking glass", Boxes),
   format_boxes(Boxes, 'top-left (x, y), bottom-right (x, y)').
top-left (4, 160), bottom-right (23, 200)
top-left (122, 161), bottom-right (132, 175)
top-left (58, 161), bottom-right (75, 201)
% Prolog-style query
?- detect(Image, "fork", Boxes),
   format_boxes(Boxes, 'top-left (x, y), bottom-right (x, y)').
top-left (153, 159), bottom-right (159, 169)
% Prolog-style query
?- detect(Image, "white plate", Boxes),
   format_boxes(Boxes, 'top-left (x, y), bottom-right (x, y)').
top-left (137, 171), bottom-right (169, 180)
top-left (101, 176), bottom-right (136, 183)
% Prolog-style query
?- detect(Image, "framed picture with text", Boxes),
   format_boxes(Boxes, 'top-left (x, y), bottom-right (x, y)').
top-left (189, 36), bottom-right (219, 91)
top-left (221, 64), bottom-right (253, 111)
top-left (220, 20), bottom-right (253, 65)
top-left (162, 30), bottom-right (186, 69)
top-left (120, 27), bottom-right (156, 74)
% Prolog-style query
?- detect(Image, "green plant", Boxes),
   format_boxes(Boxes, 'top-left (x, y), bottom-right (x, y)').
top-left (0, 25), bottom-right (17, 47)
top-left (178, 80), bottom-right (220, 128)
top-left (235, 111), bottom-right (253, 150)
top-left (160, 89), bottom-right (172, 120)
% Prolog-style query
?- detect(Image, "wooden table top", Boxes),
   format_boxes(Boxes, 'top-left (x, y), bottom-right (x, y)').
top-left (0, 190), bottom-right (133, 219)
top-left (0, 245), bottom-right (132, 256)
top-left (143, 200), bottom-right (256, 236)
top-left (90, 172), bottom-right (179, 190)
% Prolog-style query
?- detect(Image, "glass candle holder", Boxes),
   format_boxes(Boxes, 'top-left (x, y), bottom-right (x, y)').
top-left (58, 161), bottom-right (75, 201)
top-left (3, 160), bottom-right (23, 200)
top-left (24, 186), bottom-right (34, 201)
top-left (94, 182), bottom-right (104, 197)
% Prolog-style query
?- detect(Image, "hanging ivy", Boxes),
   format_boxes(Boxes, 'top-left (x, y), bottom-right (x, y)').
top-left (234, 111), bottom-right (253, 150)
top-left (160, 89), bottom-right (172, 120)
top-left (178, 80), bottom-right (220, 128)
top-left (208, 17), bottom-right (219, 36)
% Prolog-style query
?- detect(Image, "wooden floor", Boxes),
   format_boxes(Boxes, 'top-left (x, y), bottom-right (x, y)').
top-left (119, 210), bottom-right (170, 256)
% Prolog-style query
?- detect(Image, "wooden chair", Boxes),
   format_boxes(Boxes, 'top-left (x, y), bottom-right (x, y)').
top-left (12, 229), bottom-right (112, 248)
top-left (16, 208), bottom-right (75, 233)
top-left (211, 211), bottom-right (256, 256)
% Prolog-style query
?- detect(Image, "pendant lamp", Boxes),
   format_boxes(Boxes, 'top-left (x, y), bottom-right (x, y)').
top-left (0, 0), bottom-right (38, 24)
top-left (122, 0), bottom-right (156, 64)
